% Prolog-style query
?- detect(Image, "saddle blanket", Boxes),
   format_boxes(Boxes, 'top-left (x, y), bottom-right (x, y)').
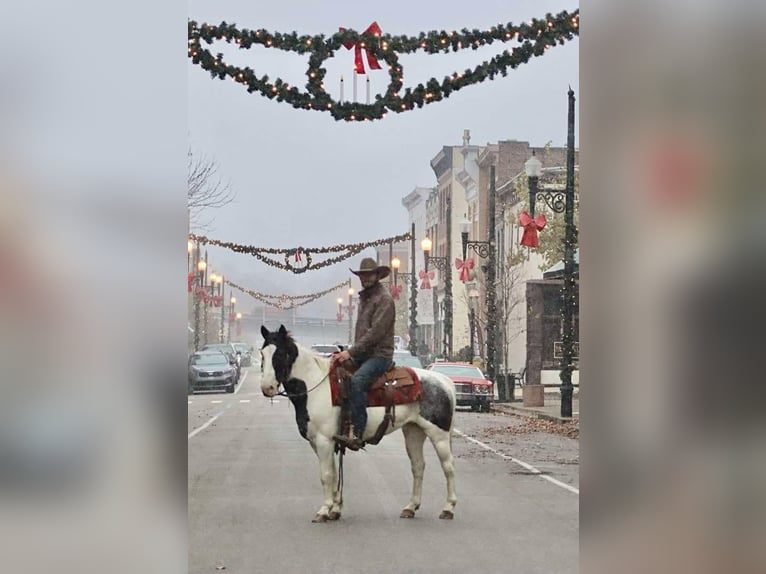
top-left (329, 363), bottom-right (423, 407)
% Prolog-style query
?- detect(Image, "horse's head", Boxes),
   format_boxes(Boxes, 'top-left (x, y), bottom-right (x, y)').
top-left (259, 324), bottom-right (299, 397)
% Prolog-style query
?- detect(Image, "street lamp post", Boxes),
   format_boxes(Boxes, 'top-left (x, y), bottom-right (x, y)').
top-left (460, 165), bottom-right (498, 394)
top-left (201, 251), bottom-right (210, 346)
top-left (193, 245), bottom-right (205, 351)
top-left (524, 88), bottom-right (578, 418)
top-left (391, 222), bottom-right (418, 356)
top-left (347, 287), bottom-right (355, 345)
top-left (227, 296), bottom-right (236, 343)
top-left (236, 312), bottom-right (242, 338)
top-left (421, 236), bottom-right (452, 358)
top-left (468, 286), bottom-right (480, 362)
top-left (218, 275), bottom-right (226, 343)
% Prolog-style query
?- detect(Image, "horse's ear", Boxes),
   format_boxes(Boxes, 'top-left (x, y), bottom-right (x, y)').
top-left (260, 325), bottom-right (270, 339)
top-left (278, 324), bottom-right (288, 338)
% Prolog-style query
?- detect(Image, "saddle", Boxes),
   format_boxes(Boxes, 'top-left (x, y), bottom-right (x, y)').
top-left (329, 360), bottom-right (423, 448)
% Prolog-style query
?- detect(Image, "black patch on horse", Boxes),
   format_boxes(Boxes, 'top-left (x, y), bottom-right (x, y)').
top-left (261, 325), bottom-right (298, 385)
top-left (261, 325), bottom-right (309, 439)
top-left (283, 377), bottom-right (310, 441)
top-left (419, 377), bottom-right (453, 431)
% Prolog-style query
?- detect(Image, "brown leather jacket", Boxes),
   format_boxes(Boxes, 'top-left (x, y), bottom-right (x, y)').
top-left (349, 281), bottom-right (395, 362)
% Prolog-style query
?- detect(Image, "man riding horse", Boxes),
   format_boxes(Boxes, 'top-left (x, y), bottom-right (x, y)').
top-left (332, 257), bottom-right (395, 451)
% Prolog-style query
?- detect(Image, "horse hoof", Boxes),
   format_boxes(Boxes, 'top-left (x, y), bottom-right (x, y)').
top-left (439, 510), bottom-right (454, 520)
top-left (328, 511), bottom-right (341, 521)
top-left (312, 514), bottom-right (329, 523)
top-left (400, 509), bottom-right (416, 519)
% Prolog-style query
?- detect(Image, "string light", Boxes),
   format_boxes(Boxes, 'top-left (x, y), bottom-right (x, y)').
top-left (225, 278), bottom-right (351, 310)
top-left (189, 231), bottom-right (414, 274)
top-left (187, 9), bottom-right (579, 122)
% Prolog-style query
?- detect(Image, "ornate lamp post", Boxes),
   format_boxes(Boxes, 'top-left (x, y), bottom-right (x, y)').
top-left (421, 236), bottom-right (452, 358)
top-left (524, 88), bottom-right (578, 418)
top-left (460, 165), bottom-right (498, 393)
top-left (391, 222), bottom-right (418, 356)
top-left (235, 312), bottom-right (242, 338)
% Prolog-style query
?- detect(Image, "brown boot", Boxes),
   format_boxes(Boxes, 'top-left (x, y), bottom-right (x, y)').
top-left (333, 433), bottom-right (364, 451)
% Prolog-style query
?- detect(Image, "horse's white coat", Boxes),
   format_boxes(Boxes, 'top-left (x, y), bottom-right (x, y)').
top-left (260, 340), bottom-right (458, 521)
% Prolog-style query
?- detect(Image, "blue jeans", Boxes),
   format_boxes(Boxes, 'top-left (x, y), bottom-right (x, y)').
top-left (349, 357), bottom-right (392, 437)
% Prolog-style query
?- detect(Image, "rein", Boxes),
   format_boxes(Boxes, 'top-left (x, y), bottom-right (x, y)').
top-left (276, 371), bottom-right (329, 398)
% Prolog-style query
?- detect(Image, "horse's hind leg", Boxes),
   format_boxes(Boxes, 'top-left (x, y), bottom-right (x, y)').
top-left (400, 423), bottom-right (427, 518)
top-left (425, 426), bottom-right (457, 519)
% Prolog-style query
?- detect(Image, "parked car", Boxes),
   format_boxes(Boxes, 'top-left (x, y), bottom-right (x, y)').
top-left (188, 351), bottom-right (238, 394)
top-left (426, 362), bottom-right (494, 412)
top-left (200, 343), bottom-right (241, 380)
top-left (231, 342), bottom-right (254, 367)
top-left (392, 350), bottom-right (423, 369)
top-left (310, 344), bottom-right (343, 358)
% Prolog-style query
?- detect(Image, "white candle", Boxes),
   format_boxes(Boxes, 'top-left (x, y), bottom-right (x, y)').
top-left (340, 75), bottom-right (344, 102)
top-left (353, 70), bottom-right (357, 102)
top-left (366, 76), bottom-right (370, 104)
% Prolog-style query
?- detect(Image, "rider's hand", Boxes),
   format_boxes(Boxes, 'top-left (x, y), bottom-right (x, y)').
top-left (333, 350), bottom-right (352, 365)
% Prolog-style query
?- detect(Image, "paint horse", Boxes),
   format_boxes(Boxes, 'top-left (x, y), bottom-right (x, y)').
top-left (260, 325), bottom-right (457, 522)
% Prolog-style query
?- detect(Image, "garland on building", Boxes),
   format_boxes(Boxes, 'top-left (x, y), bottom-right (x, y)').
top-left (189, 231), bottom-right (412, 273)
top-left (188, 10), bottom-right (579, 121)
top-left (225, 278), bottom-right (351, 310)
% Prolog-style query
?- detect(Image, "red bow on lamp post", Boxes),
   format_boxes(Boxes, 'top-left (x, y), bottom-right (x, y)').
top-left (188, 272), bottom-right (194, 293)
top-left (389, 284), bottom-right (402, 299)
top-left (419, 269), bottom-right (434, 290)
top-left (519, 211), bottom-right (548, 248)
top-left (336, 312), bottom-right (344, 322)
top-left (454, 257), bottom-right (475, 283)
top-left (339, 22), bottom-right (383, 74)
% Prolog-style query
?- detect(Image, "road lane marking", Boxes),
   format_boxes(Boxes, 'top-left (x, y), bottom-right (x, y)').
top-left (453, 429), bottom-right (579, 495)
top-left (211, 400), bottom-right (222, 404)
top-left (234, 369), bottom-right (249, 395)
top-left (239, 399), bottom-right (250, 403)
top-left (188, 413), bottom-right (222, 440)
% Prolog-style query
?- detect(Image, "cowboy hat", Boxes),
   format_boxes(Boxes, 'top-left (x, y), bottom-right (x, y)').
top-left (349, 257), bottom-right (390, 279)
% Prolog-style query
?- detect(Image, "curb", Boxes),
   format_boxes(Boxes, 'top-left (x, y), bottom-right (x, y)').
top-left (491, 404), bottom-right (577, 425)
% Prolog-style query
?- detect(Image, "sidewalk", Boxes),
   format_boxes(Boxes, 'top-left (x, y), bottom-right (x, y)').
top-left (491, 388), bottom-right (579, 424)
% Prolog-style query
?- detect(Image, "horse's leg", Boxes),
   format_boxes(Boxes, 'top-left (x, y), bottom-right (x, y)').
top-left (311, 435), bottom-right (337, 523)
top-left (400, 423), bottom-right (427, 519)
top-left (425, 426), bottom-right (457, 519)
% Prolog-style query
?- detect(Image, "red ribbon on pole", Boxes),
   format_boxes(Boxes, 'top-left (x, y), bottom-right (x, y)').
top-left (336, 312), bottom-right (344, 322)
top-left (419, 269), bottom-right (434, 290)
top-left (188, 272), bottom-right (194, 293)
top-left (390, 284), bottom-right (402, 299)
top-left (339, 22), bottom-right (383, 74)
top-left (454, 257), bottom-right (475, 283)
top-left (519, 211), bottom-right (548, 248)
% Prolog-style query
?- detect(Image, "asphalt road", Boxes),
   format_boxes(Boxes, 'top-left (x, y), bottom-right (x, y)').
top-left (189, 369), bottom-right (579, 574)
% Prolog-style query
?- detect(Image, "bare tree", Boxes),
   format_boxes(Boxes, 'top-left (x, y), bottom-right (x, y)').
top-left (187, 148), bottom-right (236, 232)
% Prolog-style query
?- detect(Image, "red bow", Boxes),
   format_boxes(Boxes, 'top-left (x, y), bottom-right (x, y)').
top-left (419, 269), bottom-right (434, 290)
top-left (294, 248), bottom-right (302, 263)
top-left (229, 312), bottom-right (237, 322)
top-left (519, 211), bottom-right (548, 248)
top-left (390, 284), bottom-right (402, 299)
top-left (336, 312), bottom-right (344, 322)
top-left (455, 257), bottom-right (475, 282)
top-left (339, 22), bottom-right (383, 74)
top-left (188, 272), bottom-right (194, 293)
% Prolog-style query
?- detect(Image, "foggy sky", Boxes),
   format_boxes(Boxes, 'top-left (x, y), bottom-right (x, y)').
top-left (187, 0), bottom-right (579, 318)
